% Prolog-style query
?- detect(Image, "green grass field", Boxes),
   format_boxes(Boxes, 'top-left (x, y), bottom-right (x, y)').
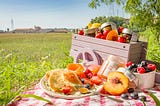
top-left (0, 33), bottom-right (73, 105)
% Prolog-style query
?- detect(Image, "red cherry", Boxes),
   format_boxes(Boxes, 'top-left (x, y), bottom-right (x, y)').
top-left (137, 67), bottom-right (146, 73)
top-left (118, 36), bottom-right (126, 43)
top-left (126, 61), bottom-right (133, 67)
top-left (147, 64), bottom-right (156, 71)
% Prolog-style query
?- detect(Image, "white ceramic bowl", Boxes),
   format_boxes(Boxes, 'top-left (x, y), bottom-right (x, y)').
top-left (134, 71), bottom-right (156, 89)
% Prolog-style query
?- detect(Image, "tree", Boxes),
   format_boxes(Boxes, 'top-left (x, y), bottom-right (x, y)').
top-left (106, 16), bottom-right (126, 27)
top-left (90, 16), bottom-right (107, 24)
top-left (89, 16), bottom-right (127, 27)
top-left (89, 0), bottom-right (160, 63)
top-left (89, 0), bottom-right (160, 42)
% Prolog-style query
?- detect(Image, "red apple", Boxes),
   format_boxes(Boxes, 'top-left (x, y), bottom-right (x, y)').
top-left (118, 36), bottom-right (126, 43)
top-left (101, 35), bottom-right (106, 39)
top-left (118, 26), bottom-right (124, 34)
top-left (78, 30), bottom-right (84, 35)
top-left (95, 32), bottom-right (103, 38)
top-left (103, 30), bottom-right (110, 37)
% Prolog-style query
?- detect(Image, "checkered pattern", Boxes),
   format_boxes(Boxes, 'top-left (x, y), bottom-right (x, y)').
top-left (14, 83), bottom-right (160, 106)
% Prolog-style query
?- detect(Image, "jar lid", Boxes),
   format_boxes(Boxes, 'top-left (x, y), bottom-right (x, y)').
top-left (101, 22), bottom-right (111, 29)
top-left (122, 28), bottom-right (132, 35)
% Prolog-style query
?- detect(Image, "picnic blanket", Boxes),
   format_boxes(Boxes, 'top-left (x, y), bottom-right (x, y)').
top-left (11, 83), bottom-right (160, 106)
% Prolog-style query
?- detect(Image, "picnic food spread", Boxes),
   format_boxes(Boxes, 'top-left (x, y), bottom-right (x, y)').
top-left (42, 64), bottom-right (104, 97)
top-left (11, 56), bottom-right (160, 106)
top-left (40, 56), bottom-right (158, 100)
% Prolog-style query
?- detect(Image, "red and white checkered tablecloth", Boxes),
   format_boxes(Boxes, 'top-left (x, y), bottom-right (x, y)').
top-left (12, 83), bottom-right (160, 106)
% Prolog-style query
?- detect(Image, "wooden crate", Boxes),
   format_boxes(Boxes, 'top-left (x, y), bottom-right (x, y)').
top-left (70, 34), bottom-right (147, 65)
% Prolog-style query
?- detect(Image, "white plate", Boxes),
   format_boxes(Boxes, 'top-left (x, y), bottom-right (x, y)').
top-left (40, 76), bottom-right (103, 99)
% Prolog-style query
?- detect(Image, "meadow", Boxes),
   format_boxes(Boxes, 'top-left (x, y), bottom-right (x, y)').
top-left (0, 33), bottom-right (73, 105)
top-left (0, 32), bottom-right (159, 105)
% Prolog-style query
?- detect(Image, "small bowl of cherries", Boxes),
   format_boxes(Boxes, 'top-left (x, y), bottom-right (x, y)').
top-left (125, 60), bottom-right (156, 89)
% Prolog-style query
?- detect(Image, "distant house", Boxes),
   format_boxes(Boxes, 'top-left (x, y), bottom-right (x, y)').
top-left (53, 29), bottom-right (68, 33)
top-left (37, 29), bottom-right (54, 33)
top-left (13, 26), bottom-right (69, 33)
top-left (14, 28), bottom-right (34, 33)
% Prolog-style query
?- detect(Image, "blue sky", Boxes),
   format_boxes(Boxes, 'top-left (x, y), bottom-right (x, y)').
top-left (0, 0), bottom-right (130, 30)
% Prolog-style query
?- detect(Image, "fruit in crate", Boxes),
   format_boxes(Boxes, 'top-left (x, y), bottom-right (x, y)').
top-left (118, 26), bottom-right (124, 34)
top-left (103, 71), bottom-right (129, 95)
top-left (84, 23), bottom-right (101, 37)
top-left (106, 30), bottom-right (118, 41)
top-left (78, 29), bottom-right (84, 35)
top-left (90, 23), bottom-right (101, 29)
top-left (118, 36), bottom-right (126, 43)
top-left (103, 30), bottom-right (110, 38)
top-left (87, 22), bottom-right (92, 29)
top-left (95, 32), bottom-right (103, 38)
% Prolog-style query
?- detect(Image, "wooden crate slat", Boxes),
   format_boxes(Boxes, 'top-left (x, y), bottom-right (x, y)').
top-left (70, 34), bottom-right (147, 64)
top-left (72, 39), bottom-right (129, 57)
top-left (72, 34), bottom-right (130, 50)
top-left (70, 48), bottom-right (128, 63)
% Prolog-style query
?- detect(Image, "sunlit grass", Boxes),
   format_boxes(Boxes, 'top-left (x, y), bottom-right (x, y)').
top-left (0, 33), bottom-right (73, 105)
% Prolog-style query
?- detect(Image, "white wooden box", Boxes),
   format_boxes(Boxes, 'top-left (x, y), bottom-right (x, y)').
top-left (70, 34), bottom-right (147, 65)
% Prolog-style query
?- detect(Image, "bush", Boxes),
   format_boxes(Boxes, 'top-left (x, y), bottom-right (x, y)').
top-left (140, 28), bottom-right (160, 70)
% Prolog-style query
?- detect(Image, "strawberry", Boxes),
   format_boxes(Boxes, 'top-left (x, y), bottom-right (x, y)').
top-left (87, 72), bottom-right (93, 79)
top-left (147, 64), bottom-right (156, 71)
top-left (137, 67), bottom-right (146, 73)
top-left (90, 76), bottom-right (102, 85)
top-left (62, 86), bottom-right (72, 94)
top-left (78, 72), bottom-right (86, 79)
top-left (84, 69), bottom-right (91, 75)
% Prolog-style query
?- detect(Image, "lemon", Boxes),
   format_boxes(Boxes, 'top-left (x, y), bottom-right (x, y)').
top-left (91, 23), bottom-right (101, 28)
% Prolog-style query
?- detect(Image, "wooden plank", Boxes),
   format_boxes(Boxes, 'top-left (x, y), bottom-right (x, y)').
top-left (94, 51), bottom-right (128, 62)
top-left (72, 34), bottom-right (130, 50)
top-left (72, 40), bottom-right (129, 57)
top-left (71, 34), bottom-right (148, 64)
top-left (70, 49), bottom-right (128, 63)
top-left (71, 45), bottom-right (129, 61)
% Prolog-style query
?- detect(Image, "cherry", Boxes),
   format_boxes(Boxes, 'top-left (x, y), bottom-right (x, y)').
top-left (126, 61), bottom-right (133, 67)
top-left (137, 67), bottom-right (146, 73)
top-left (147, 64), bottom-right (156, 71)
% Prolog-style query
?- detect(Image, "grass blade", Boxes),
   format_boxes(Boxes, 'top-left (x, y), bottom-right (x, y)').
top-left (14, 94), bottom-right (55, 106)
top-left (148, 93), bottom-right (160, 106)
